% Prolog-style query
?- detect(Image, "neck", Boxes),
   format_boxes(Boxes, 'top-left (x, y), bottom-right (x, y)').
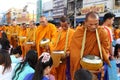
top-left (103, 22), bottom-right (110, 27)
top-left (43, 72), bottom-right (48, 76)
top-left (2, 64), bottom-right (5, 66)
top-left (30, 27), bottom-right (34, 29)
top-left (43, 23), bottom-right (48, 27)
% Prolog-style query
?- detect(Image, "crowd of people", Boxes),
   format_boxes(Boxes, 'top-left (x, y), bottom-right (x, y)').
top-left (0, 11), bottom-right (120, 80)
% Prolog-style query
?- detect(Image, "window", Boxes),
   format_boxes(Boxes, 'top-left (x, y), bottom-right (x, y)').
top-left (116, 0), bottom-right (120, 5)
top-left (115, 0), bottom-right (120, 9)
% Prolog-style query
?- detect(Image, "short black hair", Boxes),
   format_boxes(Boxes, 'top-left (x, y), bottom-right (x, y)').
top-left (60, 15), bottom-right (67, 22)
top-left (103, 12), bottom-right (115, 22)
top-left (11, 46), bottom-right (22, 55)
top-left (85, 12), bottom-right (99, 21)
top-left (114, 44), bottom-right (120, 57)
top-left (74, 68), bottom-right (92, 80)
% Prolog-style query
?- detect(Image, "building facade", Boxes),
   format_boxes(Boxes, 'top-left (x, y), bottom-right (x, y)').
top-left (36, 0), bottom-right (42, 23)
top-left (43, 0), bottom-right (53, 21)
top-left (67, 0), bottom-right (83, 26)
top-left (1, 13), bottom-right (7, 25)
top-left (53, 0), bottom-right (67, 22)
top-left (67, 0), bottom-right (120, 27)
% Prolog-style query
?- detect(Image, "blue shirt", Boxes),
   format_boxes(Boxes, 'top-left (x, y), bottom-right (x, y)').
top-left (12, 63), bottom-right (35, 80)
top-left (24, 73), bottom-right (49, 80)
top-left (10, 55), bottom-right (21, 63)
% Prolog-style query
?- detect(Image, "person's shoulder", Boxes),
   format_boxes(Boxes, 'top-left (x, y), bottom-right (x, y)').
top-left (98, 26), bottom-right (107, 33)
top-left (10, 55), bottom-right (20, 63)
top-left (97, 26), bottom-right (110, 38)
top-left (25, 64), bottom-right (34, 71)
top-left (69, 28), bottom-right (75, 32)
top-left (74, 26), bottom-right (84, 34)
top-left (0, 65), bottom-right (3, 72)
top-left (42, 76), bottom-right (49, 80)
top-left (48, 23), bottom-right (55, 25)
top-left (23, 73), bottom-right (34, 80)
top-left (48, 23), bottom-right (55, 27)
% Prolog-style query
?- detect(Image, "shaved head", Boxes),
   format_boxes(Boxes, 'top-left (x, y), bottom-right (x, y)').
top-left (39, 16), bottom-right (48, 27)
top-left (84, 12), bottom-right (99, 31)
top-left (85, 12), bottom-right (99, 21)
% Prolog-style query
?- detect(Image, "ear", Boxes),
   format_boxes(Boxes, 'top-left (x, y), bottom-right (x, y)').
top-left (46, 66), bottom-right (50, 70)
top-left (45, 66), bottom-right (51, 73)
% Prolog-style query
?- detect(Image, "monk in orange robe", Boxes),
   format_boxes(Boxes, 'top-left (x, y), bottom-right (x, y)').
top-left (0, 25), bottom-right (4, 38)
top-left (23, 21), bottom-right (37, 55)
top-left (114, 27), bottom-right (120, 39)
top-left (70, 12), bottom-right (110, 80)
top-left (10, 21), bottom-right (20, 48)
top-left (18, 23), bottom-right (27, 57)
top-left (18, 23), bottom-right (27, 45)
top-left (50, 16), bottom-right (74, 80)
top-left (35, 16), bottom-right (57, 56)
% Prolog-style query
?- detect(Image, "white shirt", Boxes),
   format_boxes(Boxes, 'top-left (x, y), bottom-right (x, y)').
top-left (0, 63), bottom-right (16, 80)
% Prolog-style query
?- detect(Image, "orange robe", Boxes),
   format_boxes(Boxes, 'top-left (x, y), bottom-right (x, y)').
top-left (114, 28), bottom-right (120, 39)
top-left (70, 26), bottom-right (110, 80)
top-left (35, 23), bottom-right (57, 56)
top-left (18, 28), bottom-right (27, 57)
top-left (18, 28), bottom-right (27, 45)
top-left (26, 27), bottom-right (37, 42)
top-left (4, 26), bottom-right (11, 42)
top-left (2, 25), bottom-right (6, 31)
top-left (10, 25), bottom-right (20, 48)
top-left (51, 28), bottom-right (74, 80)
top-left (0, 26), bottom-right (4, 38)
top-left (23, 27), bottom-right (37, 55)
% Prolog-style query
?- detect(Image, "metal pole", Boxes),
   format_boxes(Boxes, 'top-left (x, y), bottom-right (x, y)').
top-left (33, 10), bottom-right (34, 20)
top-left (74, 0), bottom-right (77, 28)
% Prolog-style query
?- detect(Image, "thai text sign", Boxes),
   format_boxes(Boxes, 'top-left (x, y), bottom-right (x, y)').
top-left (81, 4), bottom-right (104, 14)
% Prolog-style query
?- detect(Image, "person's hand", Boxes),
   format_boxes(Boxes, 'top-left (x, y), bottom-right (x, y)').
top-left (44, 44), bottom-right (50, 53)
top-left (109, 55), bottom-right (114, 60)
top-left (90, 66), bottom-right (104, 74)
top-left (65, 51), bottom-right (70, 57)
top-left (32, 42), bottom-right (36, 46)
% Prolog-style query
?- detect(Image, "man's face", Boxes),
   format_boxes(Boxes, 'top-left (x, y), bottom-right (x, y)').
top-left (107, 17), bottom-right (114, 26)
top-left (40, 17), bottom-right (47, 27)
top-left (60, 21), bottom-right (68, 30)
top-left (22, 24), bottom-right (26, 29)
top-left (29, 21), bottom-right (34, 28)
top-left (12, 22), bottom-right (17, 26)
top-left (85, 18), bottom-right (99, 31)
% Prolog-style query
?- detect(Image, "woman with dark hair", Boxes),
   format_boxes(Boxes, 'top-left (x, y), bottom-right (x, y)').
top-left (0, 32), bottom-right (10, 50)
top-left (24, 52), bottom-right (55, 80)
top-left (114, 44), bottom-right (120, 67)
top-left (114, 44), bottom-right (120, 79)
top-left (0, 49), bottom-right (15, 80)
top-left (10, 46), bottom-right (22, 63)
top-left (74, 68), bottom-right (92, 80)
top-left (12, 50), bottom-right (38, 80)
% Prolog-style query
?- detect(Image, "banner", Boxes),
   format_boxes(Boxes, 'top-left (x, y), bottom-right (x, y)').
top-left (81, 4), bottom-right (104, 14)
top-left (83, 0), bottom-right (113, 10)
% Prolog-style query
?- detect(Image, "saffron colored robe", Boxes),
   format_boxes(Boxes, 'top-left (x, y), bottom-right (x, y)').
top-left (18, 27), bottom-right (27, 57)
top-left (10, 25), bottom-right (20, 48)
top-left (70, 26), bottom-right (110, 80)
top-left (51, 28), bottom-right (74, 80)
top-left (23, 27), bottom-right (37, 56)
top-left (35, 23), bottom-right (57, 56)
